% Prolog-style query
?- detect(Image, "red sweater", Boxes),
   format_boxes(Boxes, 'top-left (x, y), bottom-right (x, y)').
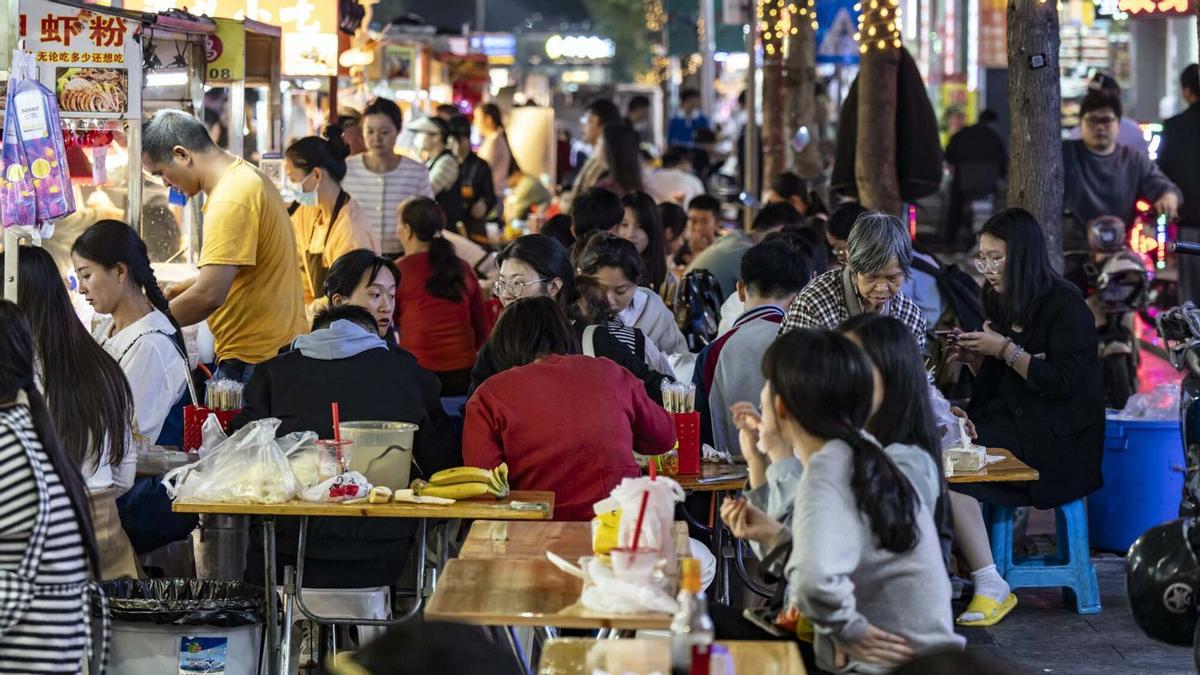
top-left (395, 252), bottom-right (491, 372)
top-left (463, 355), bottom-right (676, 521)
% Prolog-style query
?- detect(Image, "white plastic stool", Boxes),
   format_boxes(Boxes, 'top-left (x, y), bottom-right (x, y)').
top-left (278, 586), bottom-right (392, 673)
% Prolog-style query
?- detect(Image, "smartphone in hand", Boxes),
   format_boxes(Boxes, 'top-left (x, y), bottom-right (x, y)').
top-left (934, 329), bottom-right (960, 343)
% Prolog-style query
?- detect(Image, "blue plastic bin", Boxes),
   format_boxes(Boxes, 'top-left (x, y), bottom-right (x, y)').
top-left (1087, 415), bottom-right (1185, 553)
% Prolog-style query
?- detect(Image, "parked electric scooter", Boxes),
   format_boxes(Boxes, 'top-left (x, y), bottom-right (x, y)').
top-left (1064, 215), bottom-right (1151, 408)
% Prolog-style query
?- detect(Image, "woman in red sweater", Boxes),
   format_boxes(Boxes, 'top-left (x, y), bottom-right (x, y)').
top-left (463, 297), bottom-right (675, 521)
top-left (395, 197), bottom-right (491, 395)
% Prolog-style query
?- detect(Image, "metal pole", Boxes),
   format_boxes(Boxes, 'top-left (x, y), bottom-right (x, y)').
top-left (743, 0), bottom-right (759, 231)
top-left (3, 229), bottom-right (19, 302)
top-left (700, 0), bottom-right (717, 117)
top-left (475, 0), bottom-right (486, 32)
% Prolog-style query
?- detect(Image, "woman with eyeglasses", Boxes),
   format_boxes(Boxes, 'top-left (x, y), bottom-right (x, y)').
top-left (468, 234), bottom-right (671, 402)
top-left (946, 208), bottom-right (1104, 628)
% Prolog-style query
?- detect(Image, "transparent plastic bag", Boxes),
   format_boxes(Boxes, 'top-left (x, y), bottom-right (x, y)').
top-left (163, 418), bottom-right (300, 503)
top-left (599, 476), bottom-right (685, 575)
top-left (1115, 383), bottom-right (1179, 421)
top-left (281, 431), bottom-right (320, 488)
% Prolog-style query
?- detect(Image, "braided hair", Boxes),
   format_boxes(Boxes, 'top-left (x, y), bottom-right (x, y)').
top-left (763, 329), bottom-right (921, 553)
top-left (71, 219), bottom-right (186, 356)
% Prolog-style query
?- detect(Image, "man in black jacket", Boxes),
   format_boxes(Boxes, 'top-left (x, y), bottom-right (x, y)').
top-left (233, 304), bottom-right (460, 588)
top-left (1160, 64), bottom-right (1200, 303)
top-left (442, 114), bottom-right (497, 241)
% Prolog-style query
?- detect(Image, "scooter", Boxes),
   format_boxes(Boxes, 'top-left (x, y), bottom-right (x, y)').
top-left (1064, 215), bottom-right (1151, 408)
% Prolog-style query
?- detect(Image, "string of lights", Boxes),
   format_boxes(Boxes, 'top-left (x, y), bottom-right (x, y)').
top-left (853, 0), bottom-right (903, 54)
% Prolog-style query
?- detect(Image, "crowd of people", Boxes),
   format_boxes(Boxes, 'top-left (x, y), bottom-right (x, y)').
top-left (0, 63), bottom-right (1196, 672)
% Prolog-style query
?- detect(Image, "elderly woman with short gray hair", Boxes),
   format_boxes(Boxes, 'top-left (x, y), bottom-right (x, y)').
top-left (779, 212), bottom-right (927, 348)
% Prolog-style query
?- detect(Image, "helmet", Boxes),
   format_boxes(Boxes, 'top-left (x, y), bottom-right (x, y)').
top-left (1097, 250), bottom-right (1150, 310)
top-left (1126, 518), bottom-right (1200, 645)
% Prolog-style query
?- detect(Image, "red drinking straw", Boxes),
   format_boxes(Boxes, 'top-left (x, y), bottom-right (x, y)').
top-left (648, 459), bottom-right (657, 480)
top-left (331, 402), bottom-right (342, 465)
top-left (631, 491), bottom-right (651, 552)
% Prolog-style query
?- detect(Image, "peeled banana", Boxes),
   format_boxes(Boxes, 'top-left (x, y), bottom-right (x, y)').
top-left (413, 463), bottom-right (511, 500)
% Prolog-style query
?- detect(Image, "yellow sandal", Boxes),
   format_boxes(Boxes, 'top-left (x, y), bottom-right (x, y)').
top-left (956, 592), bottom-right (1018, 627)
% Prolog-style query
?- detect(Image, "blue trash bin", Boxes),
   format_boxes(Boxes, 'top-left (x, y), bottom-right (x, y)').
top-left (1087, 415), bottom-right (1185, 553)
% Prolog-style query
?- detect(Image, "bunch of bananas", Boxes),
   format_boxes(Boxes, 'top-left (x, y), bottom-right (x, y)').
top-left (410, 463), bottom-right (509, 500)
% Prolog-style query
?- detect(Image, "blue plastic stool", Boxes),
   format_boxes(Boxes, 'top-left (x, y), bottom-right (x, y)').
top-left (985, 499), bottom-right (1102, 614)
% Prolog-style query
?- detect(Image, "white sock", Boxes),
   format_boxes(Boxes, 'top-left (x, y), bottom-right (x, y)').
top-left (970, 564), bottom-right (1010, 603)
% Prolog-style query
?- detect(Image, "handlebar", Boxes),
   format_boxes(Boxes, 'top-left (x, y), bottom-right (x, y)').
top-left (1169, 241), bottom-right (1200, 256)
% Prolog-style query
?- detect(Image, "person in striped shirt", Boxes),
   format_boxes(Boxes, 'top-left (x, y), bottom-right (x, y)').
top-left (342, 98), bottom-right (434, 256)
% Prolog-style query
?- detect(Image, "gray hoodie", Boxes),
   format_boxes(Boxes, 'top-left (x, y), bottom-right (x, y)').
top-left (290, 320), bottom-right (387, 361)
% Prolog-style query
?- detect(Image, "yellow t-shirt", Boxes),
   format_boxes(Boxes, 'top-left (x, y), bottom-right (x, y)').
top-left (200, 158), bottom-right (307, 363)
top-left (291, 196), bottom-right (381, 304)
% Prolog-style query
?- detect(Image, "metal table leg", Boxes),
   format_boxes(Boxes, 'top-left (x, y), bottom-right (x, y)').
top-left (262, 517), bottom-right (280, 675)
top-left (279, 567), bottom-right (295, 675)
top-left (291, 516), bottom-right (428, 627)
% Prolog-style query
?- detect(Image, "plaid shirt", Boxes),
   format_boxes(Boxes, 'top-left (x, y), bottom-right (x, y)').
top-left (779, 269), bottom-right (928, 350)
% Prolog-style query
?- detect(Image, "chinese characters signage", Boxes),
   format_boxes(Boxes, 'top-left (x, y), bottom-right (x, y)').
top-left (124, 0), bottom-right (337, 76)
top-left (1117, 0), bottom-right (1195, 16)
top-left (18, 0), bottom-right (142, 118)
top-left (206, 18), bottom-right (245, 82)
top-left (978, 0), bottom-right (1007, 69)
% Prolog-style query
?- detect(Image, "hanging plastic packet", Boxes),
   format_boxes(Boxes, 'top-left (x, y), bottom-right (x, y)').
top-left (0, 49), bottom-right (75, 234)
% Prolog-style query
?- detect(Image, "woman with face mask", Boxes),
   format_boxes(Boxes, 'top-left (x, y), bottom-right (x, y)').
top-left (409, 115), bottom-right (460, 197)
top-left (286, 125), bottom-right (381, 310)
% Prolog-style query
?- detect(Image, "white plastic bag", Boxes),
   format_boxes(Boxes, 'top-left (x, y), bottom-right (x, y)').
top-left (1115, 382), bottom-right (1179, 421)
top-left (300, 471), bottom-right (372, 503)
top-left (578, 556), bottom-right (679, 615)
top-left (198, 412), bottom-right (229, 458)
top-left (281, 431), bottom-right (320, 487)
top-left (163, 418), bottom-right (300, 503)
top-left (601, 476), bottom-right (685, 575)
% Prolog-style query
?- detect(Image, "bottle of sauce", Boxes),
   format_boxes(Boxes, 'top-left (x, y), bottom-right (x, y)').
top-left (670, 557), bottom-right (714, 675)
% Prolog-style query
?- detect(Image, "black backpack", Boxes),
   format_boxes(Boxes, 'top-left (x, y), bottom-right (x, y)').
top-left (675, 269), bottom-right (725, 353)
top-left (911, 255), bottom-right (984, 332)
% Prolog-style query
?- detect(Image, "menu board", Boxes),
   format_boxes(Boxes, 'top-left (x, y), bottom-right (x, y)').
top-left (17, 0), bottom-right (142, 119)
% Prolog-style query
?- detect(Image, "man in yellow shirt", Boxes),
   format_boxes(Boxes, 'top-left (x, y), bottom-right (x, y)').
top-left (143, 109), bottom-right (307, 382)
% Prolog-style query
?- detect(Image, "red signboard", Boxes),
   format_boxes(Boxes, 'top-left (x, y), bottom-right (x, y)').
top-left (1118, 0), bottom-right (1195, 17)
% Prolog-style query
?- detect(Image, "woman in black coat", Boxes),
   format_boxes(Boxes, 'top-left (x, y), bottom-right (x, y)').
top-left (946, 208), bottom-right (1104, 628)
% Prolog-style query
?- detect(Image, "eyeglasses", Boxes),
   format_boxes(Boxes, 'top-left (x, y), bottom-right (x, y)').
top-left (493, 278), bottom-right (548, 296)
top-left (1083, 115), bottom-right (1118, 127)
top-left (974, 256), bottom-right (1006, 274)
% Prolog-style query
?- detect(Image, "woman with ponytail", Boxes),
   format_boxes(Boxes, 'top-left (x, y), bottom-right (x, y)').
top-left (73, 220), bottom-right (191, 446)
top-left (286, 125), bottom-right (381, 309)
top-left (766, 329), bottom-right (962, 671)
top-left (5, 245), bottom-right (139, 582)
top-left (0, 301), bottom-right (105, 672)
top-left (395, 197), bottom-right (491, 396)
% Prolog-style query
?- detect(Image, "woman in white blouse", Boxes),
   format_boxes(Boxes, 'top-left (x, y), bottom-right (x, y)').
top-left (8, 245), bottom-right (140, 580)
top-left (341, 98), bottom-right (434, 257)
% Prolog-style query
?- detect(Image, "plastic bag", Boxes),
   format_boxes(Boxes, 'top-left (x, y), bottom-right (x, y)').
top-left (281, 431), bottom-right (320, 487)
top-left (1115, 383), bottom-right (1179, 421)
top-left (101, 579), bottom-right (264, 627)
top-left (598, 476), bottom-right (685, 575)
top-left (163, 418), bottom-right (300, 504)
top-left (578, 556), bottom-right (678, 615)
top-left (300, 471), bottom-right (372, 503)
top-left (198, 413), bottom-right (229, 458)
top-left (1, 49), bottom-right (74, 232)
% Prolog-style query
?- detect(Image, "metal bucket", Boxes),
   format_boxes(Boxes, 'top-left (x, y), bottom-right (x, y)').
top-left (339, 421), bottom-right (419, 490)
top-left (191, 514), bottom-right (248, 580)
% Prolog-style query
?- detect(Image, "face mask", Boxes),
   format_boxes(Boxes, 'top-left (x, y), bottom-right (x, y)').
top-left (290, 173), bottom-right (318, 207)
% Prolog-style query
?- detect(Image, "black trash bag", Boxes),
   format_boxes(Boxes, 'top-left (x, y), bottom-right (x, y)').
top-left (101, 579), bottom-right (264, 628)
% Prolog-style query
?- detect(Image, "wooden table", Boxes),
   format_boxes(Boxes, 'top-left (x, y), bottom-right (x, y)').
top-left (537, 638), bottom-right (806, 675)
top-left (424, 558), bottom-right (673, 630)
top-left (672, 461), bottom-right (749, 492)
top-left (947, 448), bottom-right (1039, 484)
top-left (172, 492), bottom-right (553, 675)
top-left (460, 520), bottom-right (690, 562)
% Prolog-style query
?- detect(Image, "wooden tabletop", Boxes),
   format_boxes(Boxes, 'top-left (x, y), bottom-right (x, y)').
top-left (460, 520), bottom-right (691, 562)
top-left (947, 448), bottom-right (1039, 484)
top-left (671, 461), bottom-right (749, 492)
top-left (537, 638), bottom-right (806, 674)
top-left (171, 491), bottom-right (555, 520)
top-left (424, 558), bottom-right (673, 630)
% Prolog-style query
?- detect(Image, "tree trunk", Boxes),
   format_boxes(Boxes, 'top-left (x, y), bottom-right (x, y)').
top-left (784, 16), bottom-right (822, 178)
top-left (855, 48), bottom-right (902, 214)
top-left (761, 1), bottom-right (787, 185)
top-left (1006, 0), bottom-right (1063, 269)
